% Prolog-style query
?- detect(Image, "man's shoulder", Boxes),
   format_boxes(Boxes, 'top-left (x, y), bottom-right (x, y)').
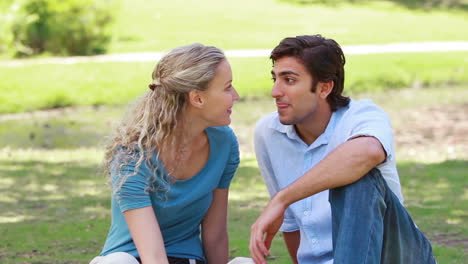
top-left (346, 98), bottom-right (384, 114)
top-left (339, 98), bottom-right (388, 121)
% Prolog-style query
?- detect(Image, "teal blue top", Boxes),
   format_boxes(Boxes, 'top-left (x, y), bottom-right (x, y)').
top-left (101, 126), bottom-right (239, 261)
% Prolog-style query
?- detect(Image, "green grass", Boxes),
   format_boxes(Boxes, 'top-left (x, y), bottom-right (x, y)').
top-left (3, 86), bottom-right (467, 151)
top-left (0, 151), bottom-right (466, 263)
top-left (0, 87), bottom-right (467, 263)
top-left (0, 51), bottom-right (467, 113)
top-left (398, 160), bottom-right (468, 264)
top-left (107, 0), bottom-right (468, 53)
top-left (1, 0), bottom-right (467, 56)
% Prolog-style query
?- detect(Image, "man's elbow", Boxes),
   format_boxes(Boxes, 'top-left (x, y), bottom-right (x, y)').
top-left (364, 137), bottom-right (386, 165)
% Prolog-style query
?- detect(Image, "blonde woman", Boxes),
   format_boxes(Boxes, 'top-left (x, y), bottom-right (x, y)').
top-left (90, 44), bottom-right (240, 264)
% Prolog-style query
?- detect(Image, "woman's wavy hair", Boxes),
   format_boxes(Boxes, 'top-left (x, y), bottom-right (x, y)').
top-left (102, 43), bottom-right (225, 193)
top-left (270, 34), bottom-right (350, 111)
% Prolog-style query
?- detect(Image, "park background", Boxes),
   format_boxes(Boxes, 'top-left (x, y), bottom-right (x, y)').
top-left (0, 0), bottom-right (467, 263)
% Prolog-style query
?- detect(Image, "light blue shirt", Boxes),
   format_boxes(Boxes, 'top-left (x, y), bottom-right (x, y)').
top-left (254, 99), bottom-right (403, 263)
top-left (101, 126), bottom-right (239, 261)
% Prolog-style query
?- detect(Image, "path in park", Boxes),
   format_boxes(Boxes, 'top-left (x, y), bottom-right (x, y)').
top-left (1, 41), bottom-right (468, 67)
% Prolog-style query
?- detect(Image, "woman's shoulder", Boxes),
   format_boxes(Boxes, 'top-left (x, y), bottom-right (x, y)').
top-left (206, 126), bottom-right (237, 139)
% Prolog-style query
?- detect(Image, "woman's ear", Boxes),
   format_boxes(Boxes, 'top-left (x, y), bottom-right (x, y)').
top-left (318, 80), bottom-right (333, 99)
top-left (188, 90), bottom-right (204, 108)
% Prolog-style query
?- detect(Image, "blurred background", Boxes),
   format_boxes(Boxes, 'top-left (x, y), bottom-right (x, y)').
top-left (0, 0), bottom-right (467, 263)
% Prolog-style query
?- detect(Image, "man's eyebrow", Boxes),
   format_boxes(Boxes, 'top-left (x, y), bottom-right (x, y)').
top-left (271, 70), bottom-right (300, 76)
top-left (224, 79), bottom-right (232, 85)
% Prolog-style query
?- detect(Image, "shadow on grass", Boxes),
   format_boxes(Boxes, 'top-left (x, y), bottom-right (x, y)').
top-left (0, 157), bottom-right (466, 263)
top-left (279, 0), bottom-right (468, 10)
top-left (397, 160), bottom-right (468, 263)
top-left (228, 162), bottom-right (291, 262)
top-left (0, 159), bottom-right (110, 263)
top-left (0, 107), bottom-right (117, 149)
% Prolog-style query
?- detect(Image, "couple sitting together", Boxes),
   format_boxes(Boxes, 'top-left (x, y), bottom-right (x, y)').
top-left (89, 35), bottom-right (436, 264)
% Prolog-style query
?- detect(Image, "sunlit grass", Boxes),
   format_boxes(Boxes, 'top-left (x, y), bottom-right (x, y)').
top-left (0, 87), bottom-right (467, 263)
top-left (0, 148), bottom-right (465, 263)
top-left (0, 52), bottom-right (467, 113)
top-left (107, 0), bottom-right (468, 53)
top-left (1, 0), bottom-right (467, 56)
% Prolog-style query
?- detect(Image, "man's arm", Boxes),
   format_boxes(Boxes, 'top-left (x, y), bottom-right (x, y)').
top-left (283, 231), bottom-right (300, 264)
top-left (278, 136), bottom-right (385, 207)
top-left (250, 136), bottom-right (385, 264)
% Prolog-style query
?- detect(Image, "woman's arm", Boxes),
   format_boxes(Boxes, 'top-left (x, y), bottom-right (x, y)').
top-left (124, 206), bottom-right (169, 264)
top-left (283, 231), bottom-right (300, 264)
top-left (201, 188), bottom-right (230, 263)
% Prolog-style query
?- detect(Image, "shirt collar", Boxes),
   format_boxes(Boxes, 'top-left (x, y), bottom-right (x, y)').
top-left (269, 111), bottom-right (339, 148)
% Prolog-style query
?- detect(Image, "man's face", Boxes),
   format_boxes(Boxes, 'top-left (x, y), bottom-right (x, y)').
top-left (271, 56), bottom-right (319, 125)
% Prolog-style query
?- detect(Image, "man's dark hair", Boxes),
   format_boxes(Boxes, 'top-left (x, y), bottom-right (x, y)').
top-left (270, 35), bottom-right (350, 111)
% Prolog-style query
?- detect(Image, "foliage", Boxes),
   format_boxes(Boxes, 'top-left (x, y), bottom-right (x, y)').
top-left (0, 3), bottom-right (19, 55)
top-left (8, 0), bottom-right (114, 56)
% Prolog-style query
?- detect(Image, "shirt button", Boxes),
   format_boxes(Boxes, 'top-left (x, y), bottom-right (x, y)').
top-left (303, 211), bottom-right (310, 216)
top-left (311, 238), bottom-right (318, 244)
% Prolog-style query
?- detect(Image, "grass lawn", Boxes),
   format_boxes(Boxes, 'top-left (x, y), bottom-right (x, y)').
top-left (0, 87), bottom-right (467, 263)
top-left (0, 51), bottom-right (467, 113)
top-left (108, 0), bottom-right (468, 53)
top-left (1, 0), bottom-right (467, 57)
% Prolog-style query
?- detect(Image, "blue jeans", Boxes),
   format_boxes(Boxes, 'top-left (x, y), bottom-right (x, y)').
top-left (329, 168), bottom-right (436, 264)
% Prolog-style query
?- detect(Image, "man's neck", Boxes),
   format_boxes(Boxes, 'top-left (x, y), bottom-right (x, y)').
top-left (295, 104), bottom-right (333, 146)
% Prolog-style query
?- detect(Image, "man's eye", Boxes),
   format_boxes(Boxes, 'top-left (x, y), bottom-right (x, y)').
top-left (271, 77), bottom-right (276, 82)
top-left (286, 78), bottom-right (294, 83)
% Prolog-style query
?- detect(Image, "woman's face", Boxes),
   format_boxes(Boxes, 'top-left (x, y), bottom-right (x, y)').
top-left (200, 59), bottom-right (240, 126)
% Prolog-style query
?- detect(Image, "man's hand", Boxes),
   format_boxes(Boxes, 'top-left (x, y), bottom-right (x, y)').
top-left (249, 195), bottom-right (287, 264)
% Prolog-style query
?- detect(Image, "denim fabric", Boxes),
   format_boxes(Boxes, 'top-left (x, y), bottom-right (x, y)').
top-left (329, 168), bottom-right (436, 264)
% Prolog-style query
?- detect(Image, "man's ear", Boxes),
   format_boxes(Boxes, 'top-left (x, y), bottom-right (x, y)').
top-left (188, 90), bottom-right (204, 108)
top-left (318, 80), bottom-right (333, 99)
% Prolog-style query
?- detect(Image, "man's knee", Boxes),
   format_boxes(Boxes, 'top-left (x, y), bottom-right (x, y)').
top-left (331, 168), bottom-right (384, 198)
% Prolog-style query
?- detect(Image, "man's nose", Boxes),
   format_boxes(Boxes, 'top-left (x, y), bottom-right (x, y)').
top-left (271, 83), bottom-right (283, 98)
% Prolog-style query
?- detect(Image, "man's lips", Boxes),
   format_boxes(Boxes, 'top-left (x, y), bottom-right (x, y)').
top-left (276, 102), bottom-right (289, 109)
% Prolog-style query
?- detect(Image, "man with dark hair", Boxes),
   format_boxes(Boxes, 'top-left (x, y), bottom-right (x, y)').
top-left (249, 35), bottom-right (435, 264)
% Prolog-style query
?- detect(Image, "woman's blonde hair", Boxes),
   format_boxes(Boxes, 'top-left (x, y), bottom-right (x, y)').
top-left (103, 43), bottom-right (225, 192)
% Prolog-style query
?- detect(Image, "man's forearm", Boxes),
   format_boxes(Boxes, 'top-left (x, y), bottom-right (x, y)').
top-left (276, 137), bottom-right (385, 208)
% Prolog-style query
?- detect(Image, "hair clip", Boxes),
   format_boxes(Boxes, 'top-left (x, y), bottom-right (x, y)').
top-left (148, 83), bottom-right (157, 91)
